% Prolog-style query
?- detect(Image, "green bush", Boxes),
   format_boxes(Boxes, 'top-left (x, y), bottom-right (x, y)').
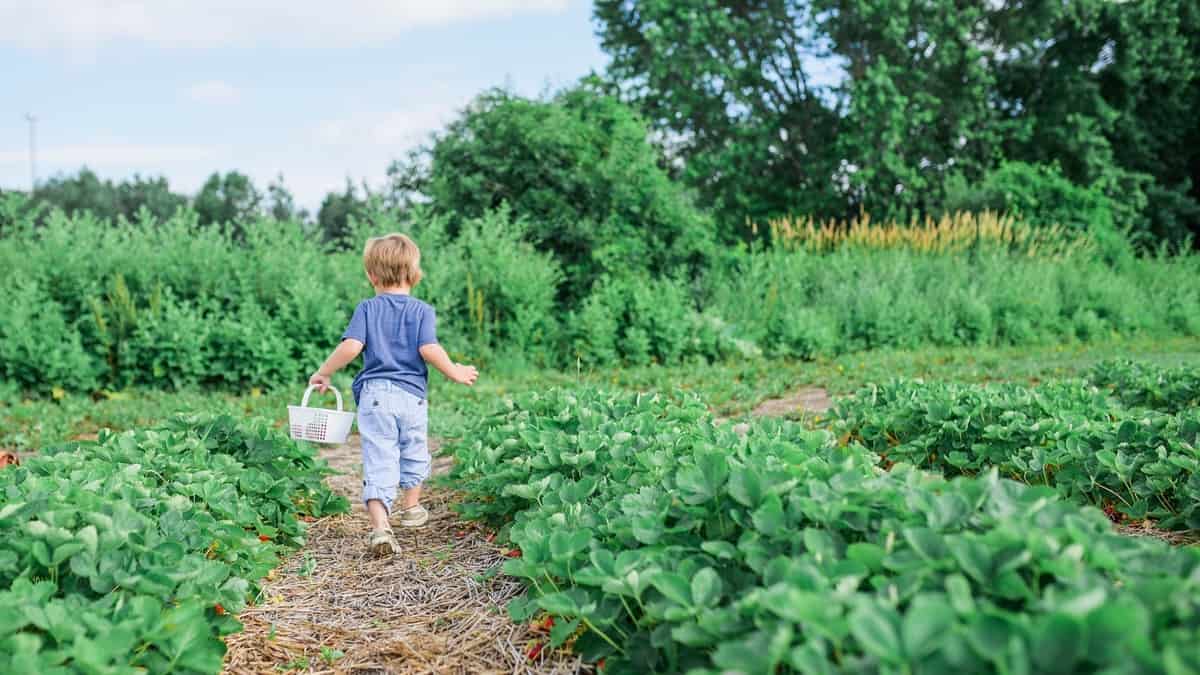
top-left (2, 191), bottom-right (1198, 394)
top-left (569, 274), bottom-right (735, 367)
top-left (703, 246), bottom-right (1200, 355)
top-left (942, 161), bottom-right (1117, 232)
top-left (401, 85), bottom-right (716, 303)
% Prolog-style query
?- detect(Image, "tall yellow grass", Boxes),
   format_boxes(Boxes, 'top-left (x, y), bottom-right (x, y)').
top-left (765, 211), bottom-right (1095, 259)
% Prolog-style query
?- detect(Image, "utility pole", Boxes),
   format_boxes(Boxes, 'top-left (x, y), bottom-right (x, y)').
top-left (24, 113), bottom-right (37, 192)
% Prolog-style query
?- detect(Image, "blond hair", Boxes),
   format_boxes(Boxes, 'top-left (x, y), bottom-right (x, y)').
top-left (363, 233), bottom-right (422, 287)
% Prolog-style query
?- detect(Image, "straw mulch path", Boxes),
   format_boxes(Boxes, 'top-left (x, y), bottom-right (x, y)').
top-left (223, 437), bottom-right (586, 675)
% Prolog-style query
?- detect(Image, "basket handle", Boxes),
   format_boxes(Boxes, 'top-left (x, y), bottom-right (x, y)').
top-left (300, 385), bottom-right (344, 411)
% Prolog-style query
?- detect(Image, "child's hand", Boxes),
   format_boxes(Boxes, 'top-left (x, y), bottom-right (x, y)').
top-left (452, 363), bottom-right (479, 386)
top-left (309, 372), bottom-right (332, 392)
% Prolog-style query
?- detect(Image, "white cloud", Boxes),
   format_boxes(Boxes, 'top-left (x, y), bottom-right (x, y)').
top-left (0, 142), bottom-right (219, 166)
top-left (0, 1), bottom-right (571, 50)
top-left (184, 80), bottom-right (239, 105)
top-left (314, 102), bottom-right (462, 148)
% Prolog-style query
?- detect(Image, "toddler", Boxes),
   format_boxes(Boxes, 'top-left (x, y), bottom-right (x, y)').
top-left (310, 233), bottom-right (478, 556)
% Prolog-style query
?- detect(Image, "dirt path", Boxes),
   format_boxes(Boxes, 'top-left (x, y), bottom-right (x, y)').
top-left (748, 386), bottom-right (832, 418)
top-left (223, 437), bottom-right (583, 675)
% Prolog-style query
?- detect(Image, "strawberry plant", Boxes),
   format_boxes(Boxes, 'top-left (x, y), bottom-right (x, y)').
top-left (0, 414), bottom-right (347, 673)
top-left (1088, 359), bottom-right (1200, 414)
top-left (450, 388), bottom-right (1200, 674)
top-left (834, 379), bottom-right (1200, 528)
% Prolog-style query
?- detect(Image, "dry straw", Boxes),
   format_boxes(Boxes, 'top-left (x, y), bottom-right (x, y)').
top-left (223, 441), bottom-right (587, 675)
top-left (765, 211), bottom-right (1096, 259)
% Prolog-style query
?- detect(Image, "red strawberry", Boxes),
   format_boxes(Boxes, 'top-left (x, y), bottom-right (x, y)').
top-left (526, 642), bottom-right (544, 659)
top-left (259, 535), bottom-right (272, 542)
top-left (505, 548), bottom-right (522, 558)
top-left (214, 603), bottom-right (226, 616)
top-left (598, 658), bottom-right (606, 671)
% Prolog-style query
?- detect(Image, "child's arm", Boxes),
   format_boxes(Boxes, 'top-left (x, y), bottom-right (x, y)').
top-left (309, 338), bottom-right (364, 392)
top-left (419, 344), bottom-right (479, 386)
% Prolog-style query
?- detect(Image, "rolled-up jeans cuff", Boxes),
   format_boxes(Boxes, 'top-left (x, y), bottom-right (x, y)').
top-left (362, 482), bottom-right (395, 513)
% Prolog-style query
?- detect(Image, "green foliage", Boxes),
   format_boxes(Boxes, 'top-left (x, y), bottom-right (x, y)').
top-left (704, 246), bottom-right (1200, 354)
top-left (450, 387), bottom-right (1200, 674)
top-left (0, 414), bottom-right (348, 674)
top-left (833, 378), bottom-right (1200, 528)
top-left (29, 168), bottom-right (188, 224)
top-left (193, 171), bottom-right (263, 231)
top-left (1087, 359), bottom-right (1200, 414)
top-left (594, 0), bottom-right (1200, 245)
top-left (401, 85), bottom-right (716, 302)
top-left (594, 0), bottom-right (842, 233)
top-left (316, 180), bottom-right (369, 249)
top-left (569, 274), bottom-right (736, 368)
top-left (942, 162), bottom-right (1117, 232)
top-left (0, 210), bottom-right (370, 391)
top-left (3, 202), bottom-right (1198, 395)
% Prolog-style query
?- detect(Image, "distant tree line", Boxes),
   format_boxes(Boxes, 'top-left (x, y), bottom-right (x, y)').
top-left (0, 168), bottom-right (372, 247)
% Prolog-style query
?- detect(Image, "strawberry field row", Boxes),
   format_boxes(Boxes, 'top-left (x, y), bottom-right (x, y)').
top-left (834, 377), bottom-right (1200, 529)
top-left (0, 415), bottom-right (348, 674)
top-left (449, 388), bottom-right (1200, 674)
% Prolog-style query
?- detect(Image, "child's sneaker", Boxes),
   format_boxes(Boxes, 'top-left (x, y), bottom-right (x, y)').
top-left (396, 504), bottom-right (429, 528)
top-left (368, 528), bottom-right (400, 556)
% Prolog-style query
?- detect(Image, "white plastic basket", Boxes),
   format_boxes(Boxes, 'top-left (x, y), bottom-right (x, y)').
top-left (288, 385), bottom-right (355, 444)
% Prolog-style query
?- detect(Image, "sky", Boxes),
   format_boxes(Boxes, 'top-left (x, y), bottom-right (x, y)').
top-left (0, 1), bottom-right (608, 210)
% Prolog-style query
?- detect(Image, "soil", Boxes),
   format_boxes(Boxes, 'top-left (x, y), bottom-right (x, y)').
top-left (749, 386), bottom-right (832, 418)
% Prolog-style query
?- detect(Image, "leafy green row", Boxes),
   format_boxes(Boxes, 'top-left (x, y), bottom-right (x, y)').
top-left (0, 415), bottom-right (348, 674)
top-left (833, 379), bottom-right (1200, 529)
top-left (1088, 359), bottom-right (1200, 414)
top-left (449, 388), bottom-right (1200, 674)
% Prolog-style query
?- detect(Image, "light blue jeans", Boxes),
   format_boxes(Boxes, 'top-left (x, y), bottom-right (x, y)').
top-left (358, 379), bottom-right (431, 514)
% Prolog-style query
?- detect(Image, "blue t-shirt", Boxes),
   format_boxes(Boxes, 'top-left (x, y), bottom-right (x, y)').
top-left (341, 293), bottom-right (438, 404)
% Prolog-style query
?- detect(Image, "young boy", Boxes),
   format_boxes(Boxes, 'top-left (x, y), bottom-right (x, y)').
top-left (309, 233), bottom-right (478, 556)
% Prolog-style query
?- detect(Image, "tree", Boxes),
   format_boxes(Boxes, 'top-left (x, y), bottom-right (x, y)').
top-left (396, 84), bottom-right (716, 302)
top-left (266, 175), bottom-right (306, 222)
top-left (595, 0), bottom-right (1200, 245)
top-left (988, 0), bottom-right (1200, 244)
top-left (30, 168), bottom-right (186, 223)
top-left (317, 180), bottom-right (368, 249)
top-left (594, 0), bottom-right (842, 233)
top-left (193, 171), bottom-right (262, 228)
top-left (817, 0), bottom-right (1002, 219)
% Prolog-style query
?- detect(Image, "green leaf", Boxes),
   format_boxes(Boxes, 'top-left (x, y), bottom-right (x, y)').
top-left (901, 596), bottom-right (955, 658)
top-left (847, 542), bottom-right (886, 572)
top-left (751, 495), bottom-right (786, 536)
top-left (728, 464), bottom-right (763, 507)
top-left (507, 596), bottom-right (536, 622)
top-left (945, 574), bottom-right (975, 615)
top-left (1032, 613), bottom-right (1083, 674)
top-left (691, 568), bottom-right (722, 608)
top-left (537, 591), bottom-right (582, 616)
top-left (849, 603), bottom-right (902, 663)
top-left (651, 571), bottom-right (693, 607)
top-left (701, 541), bottom-right (737, 560)
top-left (902, 527), bottom-right (947, 561)
top-left (549, 618), bottom-right (582, 648)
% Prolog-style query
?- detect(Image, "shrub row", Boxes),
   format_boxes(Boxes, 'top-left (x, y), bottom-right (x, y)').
top-left (0, 415), bottom-right (348, 673)
top-left (3, 199), bottom-right (1199, 394)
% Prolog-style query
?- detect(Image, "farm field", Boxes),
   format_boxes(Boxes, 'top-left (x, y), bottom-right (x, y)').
top-left (6, 0), bottom-right (1200, 671)
top-left (3, 337), bottom-right (1199, 673)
